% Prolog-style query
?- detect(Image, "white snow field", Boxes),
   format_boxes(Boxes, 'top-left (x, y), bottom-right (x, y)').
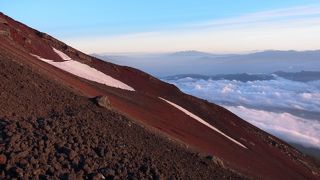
top-left (53, 48), bottom-right (72, 60)
top-left (159, 97), bottom-right (247, 149)
top-left (31, 48), bottom-right (135, 91)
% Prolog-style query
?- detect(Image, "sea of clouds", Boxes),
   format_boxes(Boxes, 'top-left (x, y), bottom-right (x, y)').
top-left (165, 77), bottom-right (320, 149)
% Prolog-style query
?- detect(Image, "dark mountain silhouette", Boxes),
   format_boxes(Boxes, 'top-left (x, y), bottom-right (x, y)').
top-left (94, 50), bottom-right (320, 77)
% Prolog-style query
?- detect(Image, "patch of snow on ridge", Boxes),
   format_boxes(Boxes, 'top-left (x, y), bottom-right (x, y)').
top-left (53, 48), bottom-right (72, 60)
top-left (159, 97), bottom-right (247, 149)
top-left (31, 54), bottom-right (135, 91)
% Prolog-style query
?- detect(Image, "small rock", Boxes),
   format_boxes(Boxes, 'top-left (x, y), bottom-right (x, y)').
top-left (44, 125), bottom-right (51, 132)
top-left (20, 142), bottom-right (28, 151)
top-left (19, 159), bottom-right (28, 169)
top-left (47, 166), bottom-right (55, 175)
top-left (58, 155), bottom-right (65, 163)
top-left (19, 121), bottom-right (33, 130)
top-left (83, 164), bottom-right (91, 173)
top-left (10, 134), bottom-right (20, 143)
top-left (67, 172), bottom-right (77, 180)
top-left (68, 150), bottom-right (76, 160)
top-left (29, 156), bottom-right (37, 164)
top-left (95, 147), bottom-right (105, 157)
top-left (53, 163), bottom-right (62, 171)
top-left (92, 173), bottom-right (105, 180)
top-left (39, 140), bottom-right (45, 146)
top-left (100, 168), bottom-right (115, 177)
top-left (16, 150), bottom-right (29, 159)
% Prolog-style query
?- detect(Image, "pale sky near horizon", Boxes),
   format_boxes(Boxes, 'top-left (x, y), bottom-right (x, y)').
top-left (1, 1), bottom-right (320, 53)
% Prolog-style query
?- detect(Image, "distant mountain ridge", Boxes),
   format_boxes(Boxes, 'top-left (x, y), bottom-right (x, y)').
top-left (169, 50), bottom-right (222, 58)
top-left (164, 71), bottom-right (320, 82)
top-left (94, 50), bottom-right (320, 77)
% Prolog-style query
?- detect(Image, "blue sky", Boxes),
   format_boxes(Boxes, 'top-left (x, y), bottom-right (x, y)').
top-left (1, 1), bottom-right (320, 53)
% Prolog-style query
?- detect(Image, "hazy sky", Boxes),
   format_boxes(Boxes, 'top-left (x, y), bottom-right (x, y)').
top-left (1, 1), bottom-right (320, 53)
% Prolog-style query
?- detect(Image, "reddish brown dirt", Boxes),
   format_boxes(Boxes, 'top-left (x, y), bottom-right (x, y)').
top-left (0, 12), bottom-right (319, 179)
top-left (0, 50), bottom-right (246, 179)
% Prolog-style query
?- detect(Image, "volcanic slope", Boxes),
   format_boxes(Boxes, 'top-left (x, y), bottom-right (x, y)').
top-left (0, 45), bottom-right (245, 179)
top-left (0, 12), bottom-right (319, 179)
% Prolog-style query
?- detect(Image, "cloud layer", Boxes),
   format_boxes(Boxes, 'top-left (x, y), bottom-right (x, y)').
top-left (225, 106), bottom-right (320, 149)
top-left (165, 77), bottom-right (320, 149)
top-left (167, 77), bottom-right (320, 113)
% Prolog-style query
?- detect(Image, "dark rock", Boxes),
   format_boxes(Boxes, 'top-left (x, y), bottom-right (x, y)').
top-left (18, 159), bottom-right (28, 169)
top-left (95, 147), bottom-right (105, 157)
top-left (99, 168), bottom-right (115, 177)
top-left (47, 166), bottom-right (55, 175)
top-left (9, 167), bottom-right (23, 177)
top-left (36, 118), bottom-right (46, 128)
top-left (206, 155), bottom-right (213, 160)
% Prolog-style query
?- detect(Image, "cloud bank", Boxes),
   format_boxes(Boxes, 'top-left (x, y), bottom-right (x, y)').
top-left (167, 77), bottom-right (320, 113)
top-left (165, 77), bottom-right (320, 149)
top-left (225, 106), bottom-right (320, 149)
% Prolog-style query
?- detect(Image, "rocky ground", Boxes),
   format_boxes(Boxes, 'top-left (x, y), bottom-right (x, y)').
top-left (0, 51), bottom-right (246, 179)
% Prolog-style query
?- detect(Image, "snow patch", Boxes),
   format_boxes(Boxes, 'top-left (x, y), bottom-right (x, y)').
top-left (31, 52), bottom-right (135, 91)
top-left (53, 48), bottom-right (72, 60)
top-left (159, 97), bottom-right (247, 149)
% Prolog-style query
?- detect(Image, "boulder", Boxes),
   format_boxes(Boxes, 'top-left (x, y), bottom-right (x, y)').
top-left (95, 96), bottom-right (112, 110)
top-left (212, 156), bottom-right (225, 168)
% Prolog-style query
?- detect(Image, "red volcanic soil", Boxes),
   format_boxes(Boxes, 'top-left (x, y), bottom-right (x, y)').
top-left (0, 53), bottom-right (245, 179)
top-left (0, 12), bottom-right (319, 179)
